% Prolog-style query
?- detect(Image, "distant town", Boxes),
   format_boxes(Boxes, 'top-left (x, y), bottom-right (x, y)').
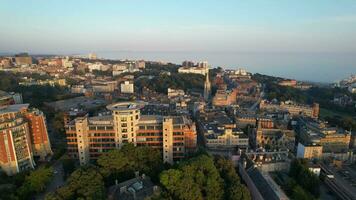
top-left (0, 52), bottom-right (356, 200)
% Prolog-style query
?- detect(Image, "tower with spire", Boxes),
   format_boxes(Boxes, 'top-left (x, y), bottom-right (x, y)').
top-left (204, 68), bottom-right (211, 101)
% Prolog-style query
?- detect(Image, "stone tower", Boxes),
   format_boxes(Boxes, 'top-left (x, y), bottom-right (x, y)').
top-left (204, 69), bottom-right (211, 101)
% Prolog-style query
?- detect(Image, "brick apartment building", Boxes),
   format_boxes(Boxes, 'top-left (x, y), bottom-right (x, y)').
top-left (0, 104), bottom-right (52, 175)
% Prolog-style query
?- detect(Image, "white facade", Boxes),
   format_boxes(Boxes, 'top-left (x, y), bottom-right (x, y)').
top-left (88, 62), bottom-right (109, 72)
top-left (113, 64), bottom-right (128, 76)
top-left (309, 167), bottom-right (321, 177)
top-left (107, 102), bottom-right (143, 148)
top-left (71, 85), bottom-right (86, 94)
top-left (62, 58), bottom-right (73, 68)
top-left (178, 66), bottom-right (208, 75)
top-left (206, 129), bottom-right (248, 148)
top-left (348, 84), bottom-right (356, 93)
top-left (163, 118), bottom-right (174, 164)
top-left (167, 88), bottom-right (185, 98)
top-left (121, 81), bottom-right (134, 94)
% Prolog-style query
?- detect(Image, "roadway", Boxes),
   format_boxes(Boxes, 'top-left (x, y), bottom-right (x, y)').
top-left (35, 160), bottom-right (65, 200)
top-left (320, 163), bottom-right (356, 200)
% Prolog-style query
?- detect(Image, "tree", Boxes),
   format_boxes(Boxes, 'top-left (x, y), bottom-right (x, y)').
top-left (18, 166), bottom-right (53, 199)
top-left (289, 159), bottom-right (320, 198)
top-left (292, 185), bottom-right (315, 200)
top-left (160, 155), bottom-right (224, 200)
top-left (214, 157), bottom-right (251, 200)
top-left (97, 148), bottom-right (130, 179)
top-left (46, 166), bottom-right (105, 200)
top-left (97, 144), bottom-right (163, 184)
top-left (120, 144), bottom-right (163, 176)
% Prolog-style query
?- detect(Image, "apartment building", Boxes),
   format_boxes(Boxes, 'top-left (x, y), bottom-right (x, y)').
top-left (65, 102), bottom-right (197, 165)
top-left (260, 100), bottom-right (319, 119)
top-left (0, 104), bottom-right (52, 175)
top-left (24, 109), bottom-right (53, 159)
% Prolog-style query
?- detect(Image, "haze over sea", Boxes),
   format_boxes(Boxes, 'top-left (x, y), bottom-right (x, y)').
top-left (97, 51), bottom-right (355, 83)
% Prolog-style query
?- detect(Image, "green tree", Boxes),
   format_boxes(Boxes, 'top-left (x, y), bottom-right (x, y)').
top-left (17, 166), bottom-right (53, 199)
top-left (292, 185), bottom-right (315, 200)
top-left (45, 166), bottom-right (105, 200)
top-left (97, 144), bottom-right (163, 184)
top-left (120, 144), bottom-right (163, 176)
top-left (160, 155), bottom-right (224, 200)
top-left (289, 159), bottom-right (320, 198)
top-left (97, 148), bottom-right (129, 178)
top-left (214, 157), bottom-right (251, 200)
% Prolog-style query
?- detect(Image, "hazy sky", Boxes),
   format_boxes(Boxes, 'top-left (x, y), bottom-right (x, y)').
top-left (1, 0), bottom-right (356, 54)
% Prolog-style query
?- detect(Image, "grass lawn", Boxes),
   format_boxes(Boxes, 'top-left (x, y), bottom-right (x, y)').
top-left (319, 108), bottom-right (352, 119)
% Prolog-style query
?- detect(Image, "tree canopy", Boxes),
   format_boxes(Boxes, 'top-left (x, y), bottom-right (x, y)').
top-left (289, 159), bottom-right (320, 199)
top-left (160, 155), bottom-right (224, 200)
top-left (45, 167), bottom-right (105, 200)
top-left (17, 166), bottom-right (54, 199)
top-left (97, 144), bottom-right (163, 184)
top-left (158, 155), bottom-right (251, 200)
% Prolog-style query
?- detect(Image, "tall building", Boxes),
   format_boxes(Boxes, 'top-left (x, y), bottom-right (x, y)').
top-left (65, 102), bottom-right (197, 165)
top-left (204, 69), bottom-right (211, 101)
top-left (0, 104), bottom-right (52, 175)
top-left (24, 109), bottom-right (53, 160)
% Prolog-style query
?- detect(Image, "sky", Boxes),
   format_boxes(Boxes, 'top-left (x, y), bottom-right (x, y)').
top-left (1, 0), bottom-right (356, 81)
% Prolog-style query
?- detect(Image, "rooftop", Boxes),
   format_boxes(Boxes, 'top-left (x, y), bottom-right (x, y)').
top-left (107, 101), bottom-right (145, 111)
top-left (0, 104), bottom-right (29, 115)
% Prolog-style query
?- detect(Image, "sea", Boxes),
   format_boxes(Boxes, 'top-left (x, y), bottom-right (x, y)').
top-left (96, 51), bottom-right (356, 83)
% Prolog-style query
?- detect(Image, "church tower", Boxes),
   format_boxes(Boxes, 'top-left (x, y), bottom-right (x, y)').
top-left (204, 69), bottom-right (211, 101)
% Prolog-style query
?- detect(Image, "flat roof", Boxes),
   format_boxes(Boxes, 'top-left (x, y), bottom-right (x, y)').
top-left (0, 104), bottom-right (29, 115)
top-left (107, 101), bottom-right (145, 111)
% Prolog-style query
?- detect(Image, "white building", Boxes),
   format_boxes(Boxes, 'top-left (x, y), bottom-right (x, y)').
top-left (197, 61), bottom-right (209, 68)
top-left (348, 83), bottom-right (356, 93)
top-left (88, 53), bottom-right (97, 60)
top-left (62, 58), bottom-right (73, 68)
top-left (167, 88), bottom-right (185, 98)
top-left (92, 80), bottom-right (117, 93)
top-left (113, 64), bottom-right (128, 76)
top-left (71, 85), bottom-right (86, 94)
top-left (88, 62), bottom-right (104, 72)
top-left (178, 66), bottom-right (208, 75)
top-left (206, 129), bottom-right (249, 148)
top-left (135, 61), bottom-right (145, 69)
top-left (121, 81), bottom-right (134, 94)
